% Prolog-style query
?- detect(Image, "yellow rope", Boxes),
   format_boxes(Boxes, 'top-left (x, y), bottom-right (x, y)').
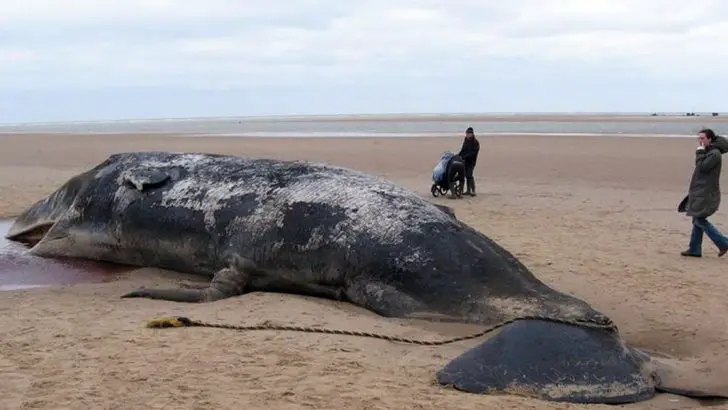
top-left (146, 317), bottom-right (194, 328)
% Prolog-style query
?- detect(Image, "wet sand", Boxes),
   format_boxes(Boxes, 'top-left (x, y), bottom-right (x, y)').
top-left (0, 219), bottom-right (131, 291)
top-left (1, 132), bottom-right (727, 409)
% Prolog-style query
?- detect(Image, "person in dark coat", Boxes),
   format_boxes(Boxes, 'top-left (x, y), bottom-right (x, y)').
top-left (458, 127), bottom-right (480, 196)
top-left (678, 128), bottom-right (728, 257)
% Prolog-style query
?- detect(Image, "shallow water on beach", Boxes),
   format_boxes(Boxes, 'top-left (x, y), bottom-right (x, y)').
top-left (0, 219), bottom-right (128, 291)
top-left (0, 115), bottom-right (725, 137)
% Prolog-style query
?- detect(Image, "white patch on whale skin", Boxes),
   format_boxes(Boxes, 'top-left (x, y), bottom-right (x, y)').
top-left (159, 178), bottom-right (249, 229)
top-left (268, 165), bottom-right (453, 248)
top-left (103, 152), bottom-right (448, 269)
top-left (126, 152), bottom-right (209, 171)
top-left (275, 180), bottom-right (420, 245)
top-left (108, 153), bottom-right (257, 230)
top-left (138, 153), bottom-right (444, 232)
top-left (112, 184), bottom-right (138, 214)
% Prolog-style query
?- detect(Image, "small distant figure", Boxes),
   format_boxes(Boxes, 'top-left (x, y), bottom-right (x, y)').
top-left (678, 128), bottom-right (728, 258)
top-left (458, 127), bottom-right (480, 196)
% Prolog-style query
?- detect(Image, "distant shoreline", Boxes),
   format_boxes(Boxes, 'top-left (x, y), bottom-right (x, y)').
top-left (0, 131), bottom-right (697, 139)
top-left (1, 112), bottom-right (727, 127)
top-left (242, 114), bottom-right (728, 123)
top-left (1, 114), bottom-right (724, 138)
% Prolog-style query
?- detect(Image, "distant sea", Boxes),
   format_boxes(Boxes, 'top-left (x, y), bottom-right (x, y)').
top-left (0, 113), bottom-right (725, 138)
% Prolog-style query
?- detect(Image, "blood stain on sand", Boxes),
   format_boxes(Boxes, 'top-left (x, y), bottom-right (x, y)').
top-left (0, 219), bottom-right (131, 291)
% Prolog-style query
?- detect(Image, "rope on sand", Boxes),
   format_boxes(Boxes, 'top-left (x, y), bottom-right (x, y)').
top-left (144, 315), bottom-right (618, 346)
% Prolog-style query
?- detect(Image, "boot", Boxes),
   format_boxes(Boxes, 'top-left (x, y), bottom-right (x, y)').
top-left (466, 177), bottom-right (476, 196)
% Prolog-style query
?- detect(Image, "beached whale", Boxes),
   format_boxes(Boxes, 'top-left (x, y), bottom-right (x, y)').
top-left (6, 151), bottom-right (727, 404)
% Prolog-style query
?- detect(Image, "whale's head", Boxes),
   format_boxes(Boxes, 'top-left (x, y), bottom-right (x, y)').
top-left (5, 168), bottom-right (96, 247)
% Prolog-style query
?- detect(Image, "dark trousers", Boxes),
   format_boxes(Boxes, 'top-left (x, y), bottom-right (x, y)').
top-left (464, 163), bottom-right (474, 178)
top-left (464, 163), bottom-right (476, 193)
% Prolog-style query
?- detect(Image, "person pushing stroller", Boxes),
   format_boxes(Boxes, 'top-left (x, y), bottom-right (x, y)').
top-left (431, 151), bottom-right (466, 198)
top-left (458, 127), bottom-right (480, 196)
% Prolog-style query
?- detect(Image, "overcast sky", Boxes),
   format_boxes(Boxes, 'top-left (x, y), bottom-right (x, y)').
top-left (1, 0), bottom-right (727, 123)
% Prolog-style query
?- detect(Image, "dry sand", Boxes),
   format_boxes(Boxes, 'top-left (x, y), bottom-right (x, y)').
top-left (1, 133), bottom-right (727, 410)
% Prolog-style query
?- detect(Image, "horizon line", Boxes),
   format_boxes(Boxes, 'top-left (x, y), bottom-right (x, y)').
top-left (1, 111), bottom-right (725, 127)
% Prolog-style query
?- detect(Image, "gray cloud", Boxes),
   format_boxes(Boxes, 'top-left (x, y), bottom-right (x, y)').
top-left (2, 0), bottom-right (726, 87)
top-left (0, 0), bottom-right (726, 121)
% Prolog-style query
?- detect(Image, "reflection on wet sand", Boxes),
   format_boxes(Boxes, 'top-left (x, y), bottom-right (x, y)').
top-left (0, 219), bottom-right (129, 291)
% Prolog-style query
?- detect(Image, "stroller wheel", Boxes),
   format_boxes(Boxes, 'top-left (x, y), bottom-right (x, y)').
top-left (431, 184), bottom-right (440, 197)
top-left (453, 181), bottom-right (463, 198)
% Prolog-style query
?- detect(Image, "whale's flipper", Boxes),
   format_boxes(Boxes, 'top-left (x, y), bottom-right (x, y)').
top-left (436, 319), bottom-right (656, 404)
top-left (122, 258), bottom-right (255, 303)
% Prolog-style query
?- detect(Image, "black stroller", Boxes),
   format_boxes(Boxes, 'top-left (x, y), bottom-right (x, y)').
top-left (430, 152), bottom-right (465, 198)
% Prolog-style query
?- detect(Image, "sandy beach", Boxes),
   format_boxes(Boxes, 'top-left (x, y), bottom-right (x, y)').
top-left (1, 132), bottom-right (727, 410)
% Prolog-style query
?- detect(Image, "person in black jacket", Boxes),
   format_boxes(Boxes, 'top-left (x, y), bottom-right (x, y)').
top-left (458, 127), bottom-right (480, 196)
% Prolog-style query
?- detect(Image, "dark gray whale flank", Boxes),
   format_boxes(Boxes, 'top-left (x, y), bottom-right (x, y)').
top-left (6, 151), bottom-right (605, 325)
top-left (6, 151), bottom-right (727, 404)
